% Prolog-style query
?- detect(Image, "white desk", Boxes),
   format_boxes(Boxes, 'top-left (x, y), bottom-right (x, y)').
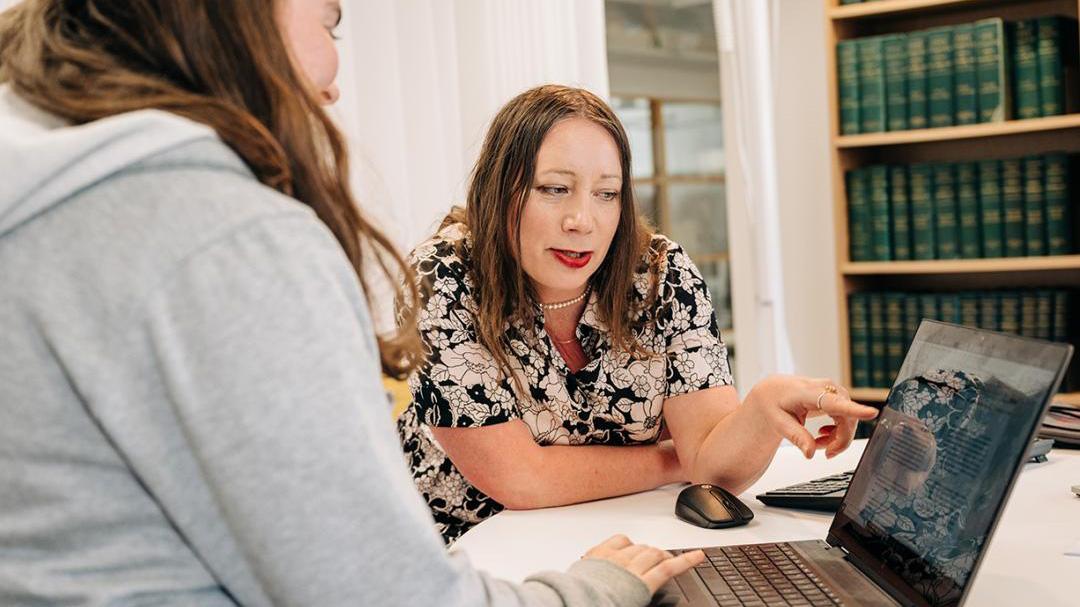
top-left (453, 440), bottom-right (1080, 606)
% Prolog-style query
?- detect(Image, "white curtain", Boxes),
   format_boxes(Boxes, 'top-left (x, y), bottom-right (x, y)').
top-left (332, 0), bottom-right (610, 252)
top-left (714, 0), bottom-right (795, 388)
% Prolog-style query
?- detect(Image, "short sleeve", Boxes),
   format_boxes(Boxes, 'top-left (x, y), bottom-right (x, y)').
top-left (658, 243), bottom-right (734, 398)
top-left (407, 240), bottom-right (520, 428)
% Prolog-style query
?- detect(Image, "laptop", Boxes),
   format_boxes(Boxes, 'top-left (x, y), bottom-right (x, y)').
top-left (662, 321), bottom-right (1073, 607)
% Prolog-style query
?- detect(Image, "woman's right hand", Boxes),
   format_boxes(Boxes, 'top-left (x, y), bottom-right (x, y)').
top-left (583, 534), bottom-right (705, 595)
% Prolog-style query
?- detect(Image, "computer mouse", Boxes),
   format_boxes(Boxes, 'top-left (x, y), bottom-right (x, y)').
top-left (675, 483), bottom-right (754, 529)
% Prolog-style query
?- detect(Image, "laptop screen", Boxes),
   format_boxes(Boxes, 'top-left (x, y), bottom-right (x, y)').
top-left (828, 321), bottom-right (1072, 607)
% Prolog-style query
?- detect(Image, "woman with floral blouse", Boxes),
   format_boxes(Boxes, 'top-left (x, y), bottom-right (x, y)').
top-left (397, 85), bottom-right (879, 545)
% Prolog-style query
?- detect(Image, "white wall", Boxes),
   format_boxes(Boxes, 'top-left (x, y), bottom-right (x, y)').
top-left (773, 0), bottom-right (841, 382)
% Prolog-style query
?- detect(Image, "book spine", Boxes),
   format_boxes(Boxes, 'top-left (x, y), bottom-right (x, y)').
top-left (919, 293), bottom-right (940, 325)
top-left (849, 293), bottom-right (871, 388)
top-left (884, 35), bottom-right (909, 131)
top-left (907, 32), bottom-right (930, 130)
top-left (975, 18), bottom-right (1010, 122)
top-left (869, 293), bottom-right (887, 388)
top-left (978, 160), bottom-right (1004, 258)
top-left (889, 165), bottom-right (911, 260)
top-left (837, 39), bottom-right (861, 135)
top-left (960, 293), bottom-right (980, 328)
top-left (927, 27), bottom-right (955, 128)
top-left (1020, 291), bottom-right (1039, 337)
top-left (933, 163), bottom-right (959, 259)
top-left (1036, 289), bottom-right (1054, 340)
top-left (1052, 290), bottom-right (1069, 342)
top-left (939, 293), bottom-right (961, 324)
top-left (1036, 17), bottom-right (1063, 116)
top-left (1022, 155), bottom-right (1046, 256)
top-left (1012, 20), bottom-right (1041, 120)
top-left (953, 24), bottom-right (978, 125)
top-left (1001, 158), bottom-right (1025, 257)
top-left (885, 293), bottom-right (905, 385)
top-left (859, 36), bottom-right (887, 133)
top-left (910, 163), bottom-right (936, 259)
top-left (956, 162), bottom-right (981, 258)
top-left (1044, 153), bottom-right (1072, 255)
top-left (903, 294), bottom-right (921, 348)
top-left (869, 165), bottom-right (892, 260)
top-left (980, 291), bottom-right (1001, 331)
top-left (847, 168), bottom-right (872, 261)
top-left (999, 291), bottom-right (1021, 335)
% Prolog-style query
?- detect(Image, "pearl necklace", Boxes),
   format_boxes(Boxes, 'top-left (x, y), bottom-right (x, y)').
top-left (540, 286), bottom-right (591, 311)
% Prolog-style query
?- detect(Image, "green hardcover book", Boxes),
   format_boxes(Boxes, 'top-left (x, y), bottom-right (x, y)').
top-left (980, 291), bottom-right (1001, 331)
top-left (953, 24), bottom-right (978, 125)
top-left (859, 36), bottom-right (887, 133)
top-left (884, 293), bottom-right (906, 384)
top-left (1036, 17), bottom-right (1063, 116)
top-left (847, 168), bottom-right (873, 261)
top-left (956, 162), bottom-right (980, 258)
top-left (1022, 155), bottom-right (1046, 256)
top-left (907, 32), bottom-right (930, 129)
top-left (978, 160), bottom-right (1004, 257)
top-left (1035, 289), bottom-right (1054, 340)
top-left (889, 165), bottom-right (912, 260)
top-left (975, 18), bottom-right (1010, 122)
top-left (999, 292), bottom-right (1021, 335)
top-left (837, 39), bottom-right (861, 135)
top-left (1019, 291), bottom-right (1039, 337)
top-left (1044, 153), bottom-right (1072, 255)
top-left (884, 35), bottom-right (909, 131)
top-left (849, 293), bottom-right (871, 388)
top-left (919, 293), bottom-right (940, 324)
top-left (939, 293), bottom-right (961, 324)
top-left (927, 27), bottom-right (955, 128)
top-left (1012, 20), bottom-right (1041, 120)
top-left (933, 163), bottom-right (959, 259)
top-left (1052, 290), bottom-right (1069, 342)
top-left (960, 292), bottom-right (980, 328)
top-left (869, 165), bottom-right (892, 260)
top-left (910, 163), bottom-right (936, 259)
top-left (869, 293), bottom-right (887, 388)
top-left (1001, 158), bottom-right (1025, 257)
top-left (904, 294), bottom-right (921, 346)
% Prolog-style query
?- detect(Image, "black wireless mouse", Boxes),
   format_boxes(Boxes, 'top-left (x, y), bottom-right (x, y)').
top-left (675, 483), bottom-right (754, 529)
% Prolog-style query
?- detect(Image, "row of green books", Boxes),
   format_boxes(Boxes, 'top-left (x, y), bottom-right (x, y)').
top-left (849, 289), bottom-right (1074, 389)
top-left (837, 16), bottom-right (1078, 134)
top-left (847, 153), bottom-right (1074, 262)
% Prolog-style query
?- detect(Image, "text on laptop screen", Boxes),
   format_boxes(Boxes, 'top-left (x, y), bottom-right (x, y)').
top-left (829, 322), bottom-right (1068, 607)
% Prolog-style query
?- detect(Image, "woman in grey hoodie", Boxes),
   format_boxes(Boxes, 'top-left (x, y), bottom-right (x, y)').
top-left (0, 0), bottom-right (703, 605)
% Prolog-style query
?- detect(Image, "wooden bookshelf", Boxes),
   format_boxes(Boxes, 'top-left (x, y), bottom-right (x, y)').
top-left (825, 0), bottom-right (1080, 404)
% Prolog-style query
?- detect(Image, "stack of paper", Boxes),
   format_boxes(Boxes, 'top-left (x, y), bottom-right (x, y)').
top-left (1038, 405), bottom-right (1080, 447)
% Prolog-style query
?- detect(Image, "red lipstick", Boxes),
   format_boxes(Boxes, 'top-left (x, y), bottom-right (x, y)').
top-left (551, 249), bottom-right (592, 269)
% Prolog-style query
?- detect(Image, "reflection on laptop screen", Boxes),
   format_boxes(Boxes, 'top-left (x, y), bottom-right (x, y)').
top-left (829, 321), bottom-right (1071, 607)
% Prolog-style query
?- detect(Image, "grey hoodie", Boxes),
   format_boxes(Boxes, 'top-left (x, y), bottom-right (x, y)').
top-left (0, 87), bottom-right (650, 606)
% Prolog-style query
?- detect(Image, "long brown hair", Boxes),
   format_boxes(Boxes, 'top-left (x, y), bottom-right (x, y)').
top-left (453, 85), bottom-right (659, 383)
top-left (0, 0), bottom-right (422, 377)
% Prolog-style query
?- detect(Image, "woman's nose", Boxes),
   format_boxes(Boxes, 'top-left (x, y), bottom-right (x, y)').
top-left (562, 195), bottom-right (595, 233)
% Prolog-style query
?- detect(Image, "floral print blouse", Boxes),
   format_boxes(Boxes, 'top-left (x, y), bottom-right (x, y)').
top-left (396, 223), bottom-right (733, 544)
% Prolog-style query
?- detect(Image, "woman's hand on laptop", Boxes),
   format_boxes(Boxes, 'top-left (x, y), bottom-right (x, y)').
top-left (749, 376), bottom-right (880, 460)
top-left (583, 534), bottom-right (706, 594)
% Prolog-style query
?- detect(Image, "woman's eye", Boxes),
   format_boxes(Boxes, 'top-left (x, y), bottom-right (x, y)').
top-left (597, 190), bottom-right (619, 201)
top-left (539, 185), bottom-right (569, 196)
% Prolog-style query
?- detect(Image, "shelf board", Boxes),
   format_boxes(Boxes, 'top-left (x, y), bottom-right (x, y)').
top-left (829, 0), bottom-right (1012, 21)
top-left (851, 387), bottom-right (1080, 408)
top-left (835, 114), bottom-right (1080, 148)
top-left (842, 255), bottom-right (1080, 276)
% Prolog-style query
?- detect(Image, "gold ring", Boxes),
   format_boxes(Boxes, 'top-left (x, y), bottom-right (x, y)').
top-left (816, 384), bottom-right (838, 410)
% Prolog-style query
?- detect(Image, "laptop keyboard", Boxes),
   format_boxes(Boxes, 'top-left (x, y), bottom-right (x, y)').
top-left (673, 543), bottom-right (844, 606)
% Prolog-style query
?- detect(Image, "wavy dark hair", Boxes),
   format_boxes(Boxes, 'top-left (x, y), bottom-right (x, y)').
top-left (444, 84), bottom-right (660, 383)
top-left (0, 0), bottom-right (422, 377)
